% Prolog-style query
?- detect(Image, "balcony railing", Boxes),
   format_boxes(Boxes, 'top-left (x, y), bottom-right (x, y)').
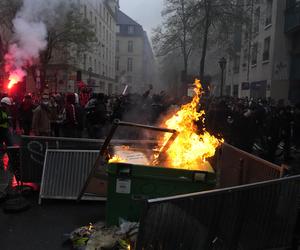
top-left (285, 3), bottom-right (300, 33)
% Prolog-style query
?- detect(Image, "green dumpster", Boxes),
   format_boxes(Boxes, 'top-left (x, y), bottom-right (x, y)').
top-left (106, 162), bottom-right (216, 226)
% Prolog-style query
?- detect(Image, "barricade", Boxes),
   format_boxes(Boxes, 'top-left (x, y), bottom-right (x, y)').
top-left (136, 175), bottom-right (300, 250)
top-left (216, 143), bottom-right (286, 187)
top-left (19, 136), bottom-right (156, 183)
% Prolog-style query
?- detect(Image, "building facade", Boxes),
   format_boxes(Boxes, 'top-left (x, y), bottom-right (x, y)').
top-left (35, 0), bottom-right (119, 95)
top-left (222, 0), bottom-right (293, 101)
top-left (285, 0), bottom-right (300, 103)
top-left (115, 10), bottom-right (156, 94)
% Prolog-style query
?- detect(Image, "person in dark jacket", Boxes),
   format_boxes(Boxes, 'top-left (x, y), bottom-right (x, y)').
top-left (86, 94), bottom-right (107, 139)
top-left (62, 93), bottom-right (78, 138)
top-left (19, 95), bottom-right (34, 135)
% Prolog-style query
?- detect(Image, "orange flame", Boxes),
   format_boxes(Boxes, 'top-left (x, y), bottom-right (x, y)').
top-left (157, 79), bottom-right (223, 171)
top-left (109, 155), bottom-right (126, 163)
top-left (109, 79), bottom-right (223, 171)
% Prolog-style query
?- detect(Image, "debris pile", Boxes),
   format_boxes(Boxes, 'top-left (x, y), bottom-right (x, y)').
top-left (70, 220), bottom-right (138, 250)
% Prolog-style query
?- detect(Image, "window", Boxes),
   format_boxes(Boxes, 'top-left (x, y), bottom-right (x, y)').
top-left (263, 37), bottom-right (271, 61)
top-left (128, 26), bottom-right (134, 34)
top-left (117, 25), bottom-right (120, 33)
top-left (265, 0), bottom-right (273, 26)
top-left (116, 57), bottom-right (120, 71)
top-left (89, 56), bottom-right (92, 68)
top-left (253, 7), bottom-right (260, 34)
top-left (127, 58), bottom-right (133, 72)
top-left (126, 76), bottom-right (132, 84)
top-left (233, 56), bottom-right (240, 73)
top-left (95, 17), bottom-right (98, 34)
top-left (251, 43), bottom-right (258, 66)
top-left (84, 5), bottom-right (87, 19)
top-left (99, 22), bottom-right (101, 38)
top-left (83, 54), bottom-right (87, 70)
top-left (108, 83), bottom-right (113, 95)
top-left (128, 41), bottom-right (133, 52)
top-left (116, 40), bottom-right (119, 52)
top-left (100, 81), bottom-right (105, 91)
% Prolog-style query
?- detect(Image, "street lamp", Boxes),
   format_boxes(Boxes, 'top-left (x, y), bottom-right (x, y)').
top-left (218, 57), bottom-right (227, 97)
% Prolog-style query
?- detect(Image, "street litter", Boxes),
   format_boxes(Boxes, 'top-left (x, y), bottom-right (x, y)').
top-left (70, 220), bottom-right (139, 250)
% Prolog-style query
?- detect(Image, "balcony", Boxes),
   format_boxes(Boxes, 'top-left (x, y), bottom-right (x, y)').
top-left (285, 2), bottom-right (300, 33)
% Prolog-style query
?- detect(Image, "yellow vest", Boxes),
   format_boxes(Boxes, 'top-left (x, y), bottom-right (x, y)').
top-left (0, 110), bottom-right (9, 129)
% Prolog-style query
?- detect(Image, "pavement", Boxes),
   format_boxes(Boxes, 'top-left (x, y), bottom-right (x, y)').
top-left (0, 192), bottom-right (106, 250)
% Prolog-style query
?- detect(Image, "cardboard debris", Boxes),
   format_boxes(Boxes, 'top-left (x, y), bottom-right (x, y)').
top-left (113, 146), bottom-right (149, 165)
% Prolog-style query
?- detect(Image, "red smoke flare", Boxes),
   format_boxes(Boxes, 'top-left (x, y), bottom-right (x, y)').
top-left (8, 73), bottom-right (22, 89)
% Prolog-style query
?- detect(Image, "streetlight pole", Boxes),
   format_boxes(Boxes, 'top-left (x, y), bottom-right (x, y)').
top-left (219, 57), bottom-right (227, 97)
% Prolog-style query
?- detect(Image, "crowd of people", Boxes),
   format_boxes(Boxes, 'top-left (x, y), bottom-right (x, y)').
top-left (205, 97), bottom-right (300, 163)
top-left (0, 89), bottom-right (299, 165)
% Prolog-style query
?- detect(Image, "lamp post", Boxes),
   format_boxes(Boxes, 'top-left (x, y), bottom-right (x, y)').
top-left (218, 57), bottom-right (227, 97)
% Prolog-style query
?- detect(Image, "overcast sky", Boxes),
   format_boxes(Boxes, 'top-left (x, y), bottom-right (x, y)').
top-left (119, 0), bottom-right (164, 38)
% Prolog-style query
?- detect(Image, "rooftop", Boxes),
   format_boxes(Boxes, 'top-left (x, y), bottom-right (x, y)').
top-left (117, 10), bottom-right (142, 27)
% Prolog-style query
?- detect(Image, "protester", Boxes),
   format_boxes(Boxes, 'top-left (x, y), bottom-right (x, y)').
top-left (0, 97), bottom-right (12, 148)
top-left (32, 93), bottom-right (51, 136)
top-left (48, 95), bottom-right (60, 137)
top-left (61, 93), bottom-right (79, 138)
top-left (19, 95), bottom-right (34, 135)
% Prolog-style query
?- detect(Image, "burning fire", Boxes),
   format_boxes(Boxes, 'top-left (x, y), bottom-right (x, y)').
top-left (156, 79), bottom-right (223, 170)
top-left (109, 155), bottom-right (126, 163)
top-left (109, 79), bottom-right (223, 171)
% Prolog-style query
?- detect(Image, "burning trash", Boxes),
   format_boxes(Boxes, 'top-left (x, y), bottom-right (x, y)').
top-left (109, 79), bottom-right (223, 172)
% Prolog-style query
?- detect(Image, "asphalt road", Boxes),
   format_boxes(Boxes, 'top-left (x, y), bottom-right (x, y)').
top-left (0, 193), bottom-right (106, 250)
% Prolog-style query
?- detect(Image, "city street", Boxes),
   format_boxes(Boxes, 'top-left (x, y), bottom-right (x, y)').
top-left (0, 192), bottom-right (105, 250)
top-left (1, 0), bottom-right (300, 249)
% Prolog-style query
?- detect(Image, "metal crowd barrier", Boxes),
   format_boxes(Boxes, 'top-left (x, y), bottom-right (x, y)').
top-left (15, 136), bottom-right (286, 186)
top-left (215, 143), bottom-right (286, 188)
top-left (136, 175), bottom-right (300, 250)
top-left (19, 136), bottom-right (156, 183)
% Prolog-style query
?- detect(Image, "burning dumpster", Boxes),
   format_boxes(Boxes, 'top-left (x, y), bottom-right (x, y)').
top-left (106, 162), bottom-right (216, 226)
top-left (94, 79), bottom-right (222, 225)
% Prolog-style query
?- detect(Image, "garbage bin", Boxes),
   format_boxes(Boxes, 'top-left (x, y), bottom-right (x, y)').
top-left (106, 163), bottom-right (216, 226)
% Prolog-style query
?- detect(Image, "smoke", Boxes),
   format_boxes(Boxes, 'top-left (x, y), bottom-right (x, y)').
top-left (4, 0), bottom-right (69, 89)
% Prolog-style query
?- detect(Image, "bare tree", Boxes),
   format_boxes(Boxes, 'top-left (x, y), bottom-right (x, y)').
top-left (0, 0), bottom-right (22, 32)
top-left (152, 0), bottom-right (196, 80)
top-left (191, 0), bottom-right (249, 79)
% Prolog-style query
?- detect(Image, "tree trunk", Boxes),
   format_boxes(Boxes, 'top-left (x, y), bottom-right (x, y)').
top-left (199, 15), bottom-right (210, 80)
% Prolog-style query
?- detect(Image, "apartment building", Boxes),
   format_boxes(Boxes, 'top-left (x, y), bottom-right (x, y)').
top-left (222, 0), bottom-right (293, 101)
top-left (39, 0), bottom-right (119, 94)
top-left (115, 10), bottom-right (156, 94)
top-left (285, 0), bottom-right (300, 103)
